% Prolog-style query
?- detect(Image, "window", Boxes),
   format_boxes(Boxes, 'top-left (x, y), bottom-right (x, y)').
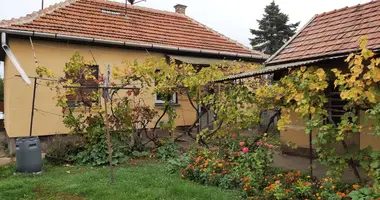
top-left (66, 65), bottom-right (99, 107)
top-left (325, 83), bottom-right (347, 125)
top-left (154, 93), bottom-right (177, 105)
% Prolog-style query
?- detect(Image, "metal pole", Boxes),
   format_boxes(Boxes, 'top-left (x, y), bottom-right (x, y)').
top-left (309, 114), bottom-right (313, 179)
top-left (104, 64), bottom-right (114, 183)
top-left (29, 77), bottom-right (37, 137)
top-left (41, 0), bottom-right (44, 10)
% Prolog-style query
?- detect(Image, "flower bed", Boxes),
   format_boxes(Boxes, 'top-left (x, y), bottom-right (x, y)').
top-left (169, 134), bottom-right (378, 199)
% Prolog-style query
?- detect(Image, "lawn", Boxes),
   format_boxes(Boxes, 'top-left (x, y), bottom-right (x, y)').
top-left (0, 161), bottom-right (240, 200)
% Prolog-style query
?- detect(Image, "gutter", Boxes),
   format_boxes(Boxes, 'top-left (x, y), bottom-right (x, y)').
top-left (0, 29), bottom-right (268, 61)
top-left (1, 32), bottom-right (31, 84)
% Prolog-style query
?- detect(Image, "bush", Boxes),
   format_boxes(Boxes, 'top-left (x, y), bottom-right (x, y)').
top-left (169, 134), bottom-right (277, 193)
top-left (156, 140), bottom-right (181, 161)
top-left (74, 117), bottom-right (132, 166)
top-left (169, 133), bottom-right (365, 199)
top-left (46, 135), bottom-right (85, 164)
top-left (58, 114), bottom-right (133, 166)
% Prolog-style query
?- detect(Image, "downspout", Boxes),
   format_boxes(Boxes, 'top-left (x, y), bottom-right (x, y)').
top-left (1, 32), bottom-right (31, 84)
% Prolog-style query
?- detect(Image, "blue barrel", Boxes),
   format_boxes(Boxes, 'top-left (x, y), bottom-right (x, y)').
top-left (16, 137), bottom-right (42, 173)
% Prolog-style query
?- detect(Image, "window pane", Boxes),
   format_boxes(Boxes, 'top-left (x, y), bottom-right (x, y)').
top-left (66, 65), bottom-right (99, 107)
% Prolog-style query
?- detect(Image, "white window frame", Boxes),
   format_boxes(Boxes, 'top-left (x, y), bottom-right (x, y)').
top-left (154, 93), bottom-right (177, 104)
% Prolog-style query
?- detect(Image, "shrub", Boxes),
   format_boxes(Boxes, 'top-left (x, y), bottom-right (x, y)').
top-left (46, 135), bottom-right (85, 164)
top-left (170, 133), bottom-right (364, 199)
top-left (171, 134), bottom-right (277, 194)
top-left (131, 150), bottom-right (150, 158)
top-left (349, 187), bottom-right (380, 200)
top-left (156, 140), bottom-right (181, 161)
top-left (74, 117), bottom-right (132, 166)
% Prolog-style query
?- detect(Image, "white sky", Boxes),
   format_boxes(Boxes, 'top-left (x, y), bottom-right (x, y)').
top-left (0, 0), bottom-right (371, 47)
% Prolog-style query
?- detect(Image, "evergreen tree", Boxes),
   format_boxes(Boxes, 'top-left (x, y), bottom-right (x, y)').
top-left (249, 1), bottom-right (300, 55)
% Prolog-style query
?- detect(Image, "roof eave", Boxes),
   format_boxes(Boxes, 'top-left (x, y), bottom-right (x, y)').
top-left (266, 46), bottom-right (380, 67)
top-left (0, 28), bottom-right (267, 61)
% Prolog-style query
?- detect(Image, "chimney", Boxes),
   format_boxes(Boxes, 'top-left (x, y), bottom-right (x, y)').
top-left (174, 4), bottom-right (187, 14)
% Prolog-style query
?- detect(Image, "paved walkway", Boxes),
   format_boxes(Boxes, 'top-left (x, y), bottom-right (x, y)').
top-left (272, 153), bottom-right (365, 182)
top-left (0, 157), bottom-right (12, 166)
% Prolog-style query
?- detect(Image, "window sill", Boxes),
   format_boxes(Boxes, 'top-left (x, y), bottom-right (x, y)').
top-left (155, 103), bottom-right (180, 107)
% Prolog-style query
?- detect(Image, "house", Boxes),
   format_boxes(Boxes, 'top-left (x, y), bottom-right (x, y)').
top-left (218, 0), bottom-right (380, 154)
top-left (0, 0), bottom-right (267, 149)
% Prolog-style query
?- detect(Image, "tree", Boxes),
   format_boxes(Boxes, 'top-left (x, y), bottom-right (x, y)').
top-left (249, 1), bottom-right (300, 55)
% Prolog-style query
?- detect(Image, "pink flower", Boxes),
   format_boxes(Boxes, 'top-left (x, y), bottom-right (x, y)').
top-left (256, 141), bottom-right (263, 146)
top-left (239, 142), bottom-right (245, 146)
top-left (242, 147), bottom-right (249, 153)
top-left (234, 152), bottom-right (239, 156)
top-left (267, 144), bottom-right (273, 149)
top-left (232, 133), bottom-right (237, 138)
top-left (275, 180), bottom-right (281, 184)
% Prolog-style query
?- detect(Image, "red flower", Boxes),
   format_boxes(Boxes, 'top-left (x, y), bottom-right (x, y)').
top-left (232, 133), bottom-right (237, 138)
top-left (256, 141), bottom-right (263, 146)
top-left (267, 144), bottom-right (273, 149)
top-left (234, 152), bottom-right (239, 156)
top-left (239, 142), bottom-right (245, 146)
top-left (242, 147), bottom-right (249, 153)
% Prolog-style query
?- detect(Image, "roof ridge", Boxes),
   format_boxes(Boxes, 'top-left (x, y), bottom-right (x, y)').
top-left (89, 0), bottom-right (187, 18)
top-left (0, 0), bottom-right (78, 27)
top-left (183, 15), bottom-right (266, 57)
top-left (0, 0), bottom-right (261, 57)
top-left (317, 0), bottom-right (379, 17)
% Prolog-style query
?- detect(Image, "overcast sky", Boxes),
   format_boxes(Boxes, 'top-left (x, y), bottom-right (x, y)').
top-left (0, 0), bottom-right (371, 47)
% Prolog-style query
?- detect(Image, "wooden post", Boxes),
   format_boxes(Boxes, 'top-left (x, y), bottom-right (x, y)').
top-left (104, 64), bottom-right (114, 183)
top-left (29, 77), bottom-right (37, 136)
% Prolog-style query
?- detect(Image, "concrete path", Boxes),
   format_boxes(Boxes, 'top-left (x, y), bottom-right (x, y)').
top-left (272, 153), bottom-right (365, 182)
top-left (0, 157), bottom-right (12, 166)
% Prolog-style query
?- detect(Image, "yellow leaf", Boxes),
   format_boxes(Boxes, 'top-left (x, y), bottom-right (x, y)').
top-left (361, 48), bottom-right (375, 60)
top-left (315, 68), bottom-right (326, 81)
top-left (294, 93), bottom-right (304, 102)
top-left (358, 36), bottom-right (368, 49)
top-left (372, 68), bottom-right (380, 82)
top-left (310, 107), bottom-right (316, 114)
top-left (365, 91), bottom-right (376, 103)
top-left (363, 72), bottom-right (371, 80)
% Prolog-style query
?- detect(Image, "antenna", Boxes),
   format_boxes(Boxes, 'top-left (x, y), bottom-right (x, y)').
top-left (125, 0), bottom-right (146, 17)
top-left (128, 0), bottom-right (147, 5)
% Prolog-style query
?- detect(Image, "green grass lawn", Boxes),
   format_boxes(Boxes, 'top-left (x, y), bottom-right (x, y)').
top-left (0, 161), bottom-right (240, 200)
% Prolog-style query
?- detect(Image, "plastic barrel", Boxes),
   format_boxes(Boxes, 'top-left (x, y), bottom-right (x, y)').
top-left (16, 137), bottom-right (42, 173)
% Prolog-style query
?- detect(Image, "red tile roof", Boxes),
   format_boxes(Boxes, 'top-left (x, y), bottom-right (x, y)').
top-left (266, 0), bottom-right (380, 65)
top-left (0, 0), bottom-right (265, 58)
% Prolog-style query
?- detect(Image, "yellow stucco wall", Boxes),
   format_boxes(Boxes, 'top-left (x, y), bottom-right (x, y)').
top-left (360, 111), bottom-right (380, 151)
top-left (281, 111), bottom-right (379, 151)
top-left (280, 112), bottom-right (317, 148)
top-left (4, 38), bottom-right (197, 137)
